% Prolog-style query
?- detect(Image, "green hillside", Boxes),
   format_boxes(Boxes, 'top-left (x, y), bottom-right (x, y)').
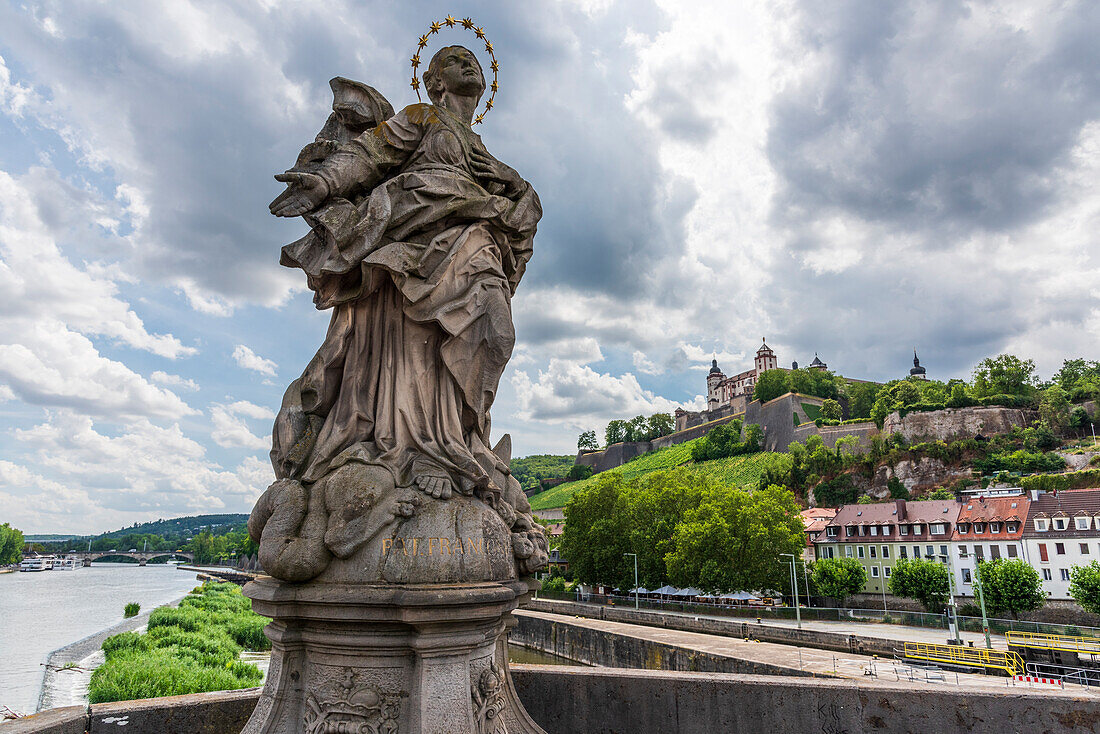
top-left (529, 439), bottom-right (782, 511)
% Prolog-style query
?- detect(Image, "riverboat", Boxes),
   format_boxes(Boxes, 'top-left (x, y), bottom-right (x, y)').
top-left (19, 557), bottom-right (50, 571)
top-left (55, 557), bottom-right (79, 570)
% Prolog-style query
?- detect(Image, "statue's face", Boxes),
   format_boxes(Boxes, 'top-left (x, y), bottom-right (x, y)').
top-left (435, 46), bottom-right (485, 99)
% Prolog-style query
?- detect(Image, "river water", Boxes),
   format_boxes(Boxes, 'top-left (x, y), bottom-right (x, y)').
top-left (0, 564), bottom-right (201, 716)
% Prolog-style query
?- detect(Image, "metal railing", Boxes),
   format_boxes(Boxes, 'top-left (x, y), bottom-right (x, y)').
top-left (1007, 631), bottom-right (1100, 655)
top-left (902, 641), bottom-right (1025, 675)
top-left (535, 590), bottom-right (1100, 640)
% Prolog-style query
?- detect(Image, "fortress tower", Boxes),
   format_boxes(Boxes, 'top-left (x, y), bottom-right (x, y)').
top-left (707, 358), bottom-right (725, 408)
top-left (754, 338), bottom-right (777, 374)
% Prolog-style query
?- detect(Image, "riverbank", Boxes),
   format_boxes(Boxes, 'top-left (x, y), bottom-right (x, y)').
top-left (37, 596), bottom-right (188, 711)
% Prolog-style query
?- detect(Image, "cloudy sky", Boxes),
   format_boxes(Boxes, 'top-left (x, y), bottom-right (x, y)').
top-left (0, 0), bottom-right (1097, 533)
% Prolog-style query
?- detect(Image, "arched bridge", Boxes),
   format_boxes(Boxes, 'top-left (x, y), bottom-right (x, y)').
top-left (69, 551), bottom-right (194, 565)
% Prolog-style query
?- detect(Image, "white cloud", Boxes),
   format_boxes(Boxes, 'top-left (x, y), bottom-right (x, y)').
top-left (232, 344), bottom-right (277, 376)
top-left (151, 371), bottom-right (200, 391)
top-left (210, 400), bottom-right (274, 450)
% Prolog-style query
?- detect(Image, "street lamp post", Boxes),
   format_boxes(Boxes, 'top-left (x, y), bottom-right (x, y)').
top-left (780, 553), bottom-right (801, 630)
top-left (878, 565), bottom-right (888, 612)
top-left (938, 553), bottom-right (961, 645)
top-left (972, 563), bottom-right (993, 649)
top-left (624, 553), bottom-right (639, 609)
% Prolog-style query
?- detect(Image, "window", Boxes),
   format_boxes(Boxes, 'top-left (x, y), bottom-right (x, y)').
top-left (870, 525), bottom-right (878, 536)
top-left (1039, 544), bottom-right (1049, 562)
top-left (871, 566), bottom-right (879, 578)
top-left (975, 546), bottom-right (984, 560)
top-left (926, 545), bottom-right (935, 558)
top-left (882, 546), bottom-right (890, 558)
top-left (1056, 543), bottom-right (1066, 555)
top-left (845, 546), bottom-right (853, 558)
top-left (1055, 518), bottom-right (1068, 531)
top-left (962, 568), bottom-right (972, 583)
top-left (882, 526), bottom-right (891, 536)
top-left (859, 525), bottom-right (866, 536)
top-left (884, 566), bottom-right (891, 577)
top-left (933, 523), bottom-right (948, 535)
top-left (974, 523), bottom-right (985, 533)
top-left (990, 522), bottom-right (1001, 533)
top-left (1043, 568), bottom-right (1052, 581)
top-left (847, 526), bottom-right (856, 537)
top-left (1083, 543), bottom-right (1091, 555)
top-left (990, 545), bottom-right (1001, 560)
top-left (1007, 522), bottom-right (1018, 532)
top-left (1077, 517), bottom-right (1091, 531)
top-left (958, 523), bottom-right (969, 534)
top-left (857, 546), bottom-right (865, 558)
top-left (913, 545), bottom-right (921, 558)
top-left (1061, 569), bottom-right (1071, 581)
top-left (827, 527), bottom-right (838, 537)
top-left (1034, 519), bottom-right (1049, 532)
top-left (940, 545), bottom-right (949, 558)
top-left (959, 545), bottom-right (968, 557)
top-left (869, 546), bottom-right (877, 558)
top-left (1008, 545), bottom-right (1018, 558)
top-left (900, 525), bottom-right (909, 536)
top-left (900, 547), bottom-right (908, 559)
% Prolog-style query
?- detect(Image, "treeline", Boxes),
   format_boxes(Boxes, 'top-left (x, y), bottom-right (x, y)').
top-left (688, 419), bottom-right (764, 462)
top-left (560, 468), bottom-right (804, 593)
top-left (0, 523), bottom-right (24, 565)
top-left (578, 413), bottom-right (674, 451)
top-left (509, 454), bottom-right (576, 493)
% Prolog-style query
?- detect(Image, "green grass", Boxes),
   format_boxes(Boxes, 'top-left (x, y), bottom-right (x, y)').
top-left (90, 582), bottom-right (269, 704)
top-left (800, 403), bottom-right (822, 421)
top-left (529, 439), bottom-right (783, 511)
top-left (123, 602), bottom-right (140, 618)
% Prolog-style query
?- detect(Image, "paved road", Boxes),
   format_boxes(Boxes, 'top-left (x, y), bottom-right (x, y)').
top-left (516, 609), bottom-right (1040, 694)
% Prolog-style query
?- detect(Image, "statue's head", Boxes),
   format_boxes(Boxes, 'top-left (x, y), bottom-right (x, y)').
top-left (423, 45), bottom-right (485, 105)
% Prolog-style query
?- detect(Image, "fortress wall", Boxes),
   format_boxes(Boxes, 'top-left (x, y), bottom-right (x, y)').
top-left (882, 406), bottom-right (1037, 442)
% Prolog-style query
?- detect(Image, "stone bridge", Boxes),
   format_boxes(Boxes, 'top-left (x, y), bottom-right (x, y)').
top-left (69, 551), bottom-right (194, 565)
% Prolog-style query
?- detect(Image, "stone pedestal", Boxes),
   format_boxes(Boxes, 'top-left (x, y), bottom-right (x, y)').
top-left (242, 576), bottom-right (545, 734)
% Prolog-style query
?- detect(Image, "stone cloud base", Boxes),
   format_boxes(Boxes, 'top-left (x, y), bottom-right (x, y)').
top-left (240, 576), bottom-right (544, 734)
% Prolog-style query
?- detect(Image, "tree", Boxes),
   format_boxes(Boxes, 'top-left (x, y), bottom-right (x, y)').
top-left (976, 559), bottom-right (1044, 618)
top-left (811, 557), bottom-right (867, 606)
top-left (566, 463), bottom-right (593, 482)
top-left (753, 369), bottom-right (789, 403)
top-left (0, 523), bottom-right (24, 565)
top-left (1070, 562), bottom-right (1100, 616)
top-left (604, 420), bottom-right (627, 446)
top-left (887, 477), bottom-right (909, 500)
top-left (926, 487), bottom-right (954, 500)
top-left (889, 558), bottom-right (951, 612)
top-left (1070, 406), bottom-right (1093, 436)
top-left (821, 399), bottom-right (842, 421)
top-left (646, 413), bottom-right (674, 439)
top-left (971, 354), bottom-right (1037, 398)
top-left (665, 484), bottom-right (804, 593)
top-left (626, 415), bottom-right (648, 442)
top-left (947, 382), bottom-right (974, 408)
top-left (1039, 386), bottom-right (1071, 430)
top-left (847, 382), bottom-right (881, 419)
top-left (577, 430), bottom-right (599, 451)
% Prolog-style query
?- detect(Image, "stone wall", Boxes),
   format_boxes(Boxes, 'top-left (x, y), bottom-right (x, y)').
top-left (882, 406), bottom-right (1037, 442)
top-left (10, 668), bottom-right (1100, 734)
top-left (574, 413), bottom-right (742, 474)
top-left (520, 600), bottom-right (896, 658)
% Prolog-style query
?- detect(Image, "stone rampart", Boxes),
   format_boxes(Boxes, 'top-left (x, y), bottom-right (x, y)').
top-left (882, 406), bottom-right (1037, 442)
top-left (9, 667), bottom-right (1100, 734)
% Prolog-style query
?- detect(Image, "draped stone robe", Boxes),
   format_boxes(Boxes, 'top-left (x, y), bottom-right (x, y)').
top-left (272, 103), bottom-right (542, 497)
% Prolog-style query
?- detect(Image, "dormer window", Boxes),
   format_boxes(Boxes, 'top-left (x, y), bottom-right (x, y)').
top-left (1007, 522), bottom-right (1018, 533)
top-left (990, 522), bottom-right (1001, 533)
top-left (1054, 518), bottom-right (1068, 531)
top-left (827, 527), bottom-right (838, 537)
top-left (974, 522), bottom-right (985, 533)
top-left (882, 525), bottom-right (891, 536)
top-left (958, 523), bottom-right (969, 534)
top-left (900, 525), bottom-right (909, 536)
top-left (846, 526), bottom-right (856, 537)
top-left (930, 523), bottom-right (946, 535)
top-left (1076, 517), bottom-right (1091, 531)
top-left (1034, 518), bottom-right (1049, 532)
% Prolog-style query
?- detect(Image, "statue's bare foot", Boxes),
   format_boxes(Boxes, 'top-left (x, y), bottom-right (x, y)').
top-left (415, 474), bottom-right (453, 499)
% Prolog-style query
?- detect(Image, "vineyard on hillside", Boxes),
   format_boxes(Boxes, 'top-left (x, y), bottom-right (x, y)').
top-left (528, 440), bottom-right (784, 511)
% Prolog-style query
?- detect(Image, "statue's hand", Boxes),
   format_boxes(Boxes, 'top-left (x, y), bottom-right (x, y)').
top-left (269, 171), bottom-right (329, 217)
top-left (469, 148), bottom-right (524, 198)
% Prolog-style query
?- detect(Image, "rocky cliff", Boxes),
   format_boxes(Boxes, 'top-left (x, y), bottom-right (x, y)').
top-left (882, 406), bottom-right (1036, 442)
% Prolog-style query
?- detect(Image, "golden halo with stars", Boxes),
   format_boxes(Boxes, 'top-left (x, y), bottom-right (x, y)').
top-left (409, 16), bottom-right (499, 125)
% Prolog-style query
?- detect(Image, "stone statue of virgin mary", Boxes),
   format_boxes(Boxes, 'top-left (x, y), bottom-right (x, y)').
top-left (247, 42), bottom-right (547, 585)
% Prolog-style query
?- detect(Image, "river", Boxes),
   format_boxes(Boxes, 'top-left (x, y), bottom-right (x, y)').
top-left (0, 563), bottom-right (201, 716)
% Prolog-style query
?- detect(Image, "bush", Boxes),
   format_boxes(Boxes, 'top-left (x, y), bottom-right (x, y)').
top-left (123, 602), bottom-right (141, 618)
top-left (541, 576), bottom-right (567, 594)
top-left (566, 463), bottom-right (593, 482)
top-left (887, 477), bottom-right (909, 500)
top-left (813, 476), bottom-right (859, 507)
top-left (1021, 468), bottom-right (1100, 493)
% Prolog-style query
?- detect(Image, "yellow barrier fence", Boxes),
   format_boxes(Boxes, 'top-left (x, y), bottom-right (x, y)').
top-left (1006, 631), bottom-right (1100, 655)
top-left (903, 641), bottom-right (1025, 675)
